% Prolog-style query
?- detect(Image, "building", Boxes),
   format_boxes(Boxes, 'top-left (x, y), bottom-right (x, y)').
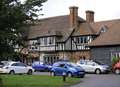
top-left (90, 21), bottom-right (120, 65)
top-left (24, 6), bottom-right (120, 65)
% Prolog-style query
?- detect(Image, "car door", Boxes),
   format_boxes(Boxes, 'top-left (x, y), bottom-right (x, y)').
top-left (85, 62), bottom-right (95, 72)
top-left (79, 62), bottom-right (88, 72)
top-left (18, 63), bottom-right (28, 73)
top-left (11, 63), bottom-right (22, 73)
top-left (55, 64), bottom-right (66, 75)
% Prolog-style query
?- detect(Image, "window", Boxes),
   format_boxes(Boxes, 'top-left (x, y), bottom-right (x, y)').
top-left (49, 37), bottom-right (54, 45)
top-left (11, 63), bottom-right (19, 66)
top-left (76, 37), bottom-right (80, 44)
top-left (59, 64), bottom-right (65, 67)
top-left (18, 63), bottom-right (27, 67)
top-left (83, 37), bottom-right (87, 43)
top-left (37, 39), bottom-right (41, 45)
top-left (44, 38), bottom-right (47, 45)
top-left (99, 25), bottom-right (108, 34)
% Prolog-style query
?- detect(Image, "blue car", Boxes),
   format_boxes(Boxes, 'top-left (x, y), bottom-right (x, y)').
top-left (32, 61), bottom-right (52, 72)
top-left (50, 62), bottom-right (85, 78)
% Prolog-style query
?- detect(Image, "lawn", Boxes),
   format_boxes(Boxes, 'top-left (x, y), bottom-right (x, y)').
top-left (0, 75), bottom-right (80, 87)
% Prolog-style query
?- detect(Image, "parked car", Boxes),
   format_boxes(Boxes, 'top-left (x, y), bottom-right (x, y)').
top-left (0, 61), bottom-right (34, 75)
top-left (0, 61), bottom-right (8, 68)
top-left (50, 61), bottom-right (85, 78)
top-left (76, 60), bottom-right (110, 74)
top-left (0, 62), bottom-right (4, 68)
top-left (32, 61), bottom-right (52, 72)
top-left (113, 60), bottom-right (120, 74)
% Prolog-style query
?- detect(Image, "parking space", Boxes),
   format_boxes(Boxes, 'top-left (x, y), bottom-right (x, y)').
top-left (70, 74), bottom-right (120, 87)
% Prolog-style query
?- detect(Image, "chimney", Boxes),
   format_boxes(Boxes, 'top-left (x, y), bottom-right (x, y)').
top-left (69, 6), bottom-right (78, 27)
top-left (86, 10), bottom-right (94, 23)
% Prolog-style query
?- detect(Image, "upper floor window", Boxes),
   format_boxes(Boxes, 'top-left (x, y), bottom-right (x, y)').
top-left (44, 37), bottom-right (47, 45)
top-left (37, 36), bottom-right (55, 46)
top-left (49, 37), bottom-right (54, 45)
top-left (75, 36), bottom-right (88, 44)
top-left (99, 25), bottom-right (108, 34)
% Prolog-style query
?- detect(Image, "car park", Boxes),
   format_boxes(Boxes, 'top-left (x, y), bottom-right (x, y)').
top-left (0, 61), bottom-right (34, 75)
top-left (32, 61), bottom-right (52, 72)
top-left (50, 61), bottom-right (85, 78)
top-left (77, 60), bottom-right (110, 74)
top-left (113, 60), bottom-right (120, 74)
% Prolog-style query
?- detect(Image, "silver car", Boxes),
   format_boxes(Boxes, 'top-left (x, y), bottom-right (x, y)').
top-left (0, 61), bottom-right (34, 75)
top-left (77, 60), bottom-right (110, 74)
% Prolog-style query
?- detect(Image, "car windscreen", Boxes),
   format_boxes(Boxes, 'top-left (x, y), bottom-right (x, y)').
top-left (67, 63), bottom-right (75, 67)
top-left (94, 61), bottom-right (105, 65)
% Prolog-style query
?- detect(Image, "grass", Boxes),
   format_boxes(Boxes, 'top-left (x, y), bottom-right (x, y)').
top-left (0, 75), bottom-right (80, 87)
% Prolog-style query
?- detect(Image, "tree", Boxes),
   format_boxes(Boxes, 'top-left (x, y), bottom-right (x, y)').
top-left (0, 0), bottom-right (47, 60)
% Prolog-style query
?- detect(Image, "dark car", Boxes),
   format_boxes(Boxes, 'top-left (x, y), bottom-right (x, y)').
top-left (32, 61), bottom-right (52, 72)
top-left (50, 62), bottom-right (85, 78)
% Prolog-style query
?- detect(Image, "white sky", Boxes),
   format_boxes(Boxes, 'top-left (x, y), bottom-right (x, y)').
top-left (39, 0), bottom-right (120, 22)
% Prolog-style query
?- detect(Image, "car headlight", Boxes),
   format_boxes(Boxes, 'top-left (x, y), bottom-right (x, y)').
top-left (102, 66), bottom-right (108, 70)
top-left (3, 66), bottom-right (9, 69)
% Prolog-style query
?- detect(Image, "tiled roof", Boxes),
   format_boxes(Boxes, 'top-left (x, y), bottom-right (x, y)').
top-left (89, 19), bottom-right (120, 46)
top-left (27, 14), bottom-right (120, 46)
top-left (73, 23), bottom-right (95, 36)
top-left (90, 19), bottom-right (120, 34)
top-left (28, 15), bottom-right (85, 41)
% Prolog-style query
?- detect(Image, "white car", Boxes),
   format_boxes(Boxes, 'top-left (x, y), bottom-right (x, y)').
top-left (0, 61), bottom-right (34, 75)
top-left (76, 60), bottom-right (110, 74)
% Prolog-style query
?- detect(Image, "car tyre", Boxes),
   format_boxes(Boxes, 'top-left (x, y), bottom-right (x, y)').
top-left (9, 70), bottom-right (15, 75)
top-left (95, 69), bottom-right (101, 74)
top-left (27, 69), bottom-right (33, 75)
top-left (67, 72), bottom-right (72, 77)
top-left (115, 69), bottom-right (120, 74)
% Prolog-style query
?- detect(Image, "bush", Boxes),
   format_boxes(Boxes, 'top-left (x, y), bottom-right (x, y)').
top-left (111, 56), bottom-right (120, 65)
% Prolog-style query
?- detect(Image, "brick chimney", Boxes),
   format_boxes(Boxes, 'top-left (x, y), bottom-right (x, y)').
top-left (86, 10), bottom-right (94, 23)
top-left (69, 6), bottom-right (78, 27)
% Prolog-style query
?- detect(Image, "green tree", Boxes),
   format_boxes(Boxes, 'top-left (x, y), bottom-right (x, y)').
top-left (0, 0), bottom-right (47, 60)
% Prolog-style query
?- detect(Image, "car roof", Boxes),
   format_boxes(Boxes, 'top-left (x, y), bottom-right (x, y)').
top-left (5, 61), bottom-right (21, 65)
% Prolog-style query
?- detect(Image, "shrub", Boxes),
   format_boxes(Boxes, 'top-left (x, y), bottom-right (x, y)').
top-left (111, 56), bottom-right (120, 65)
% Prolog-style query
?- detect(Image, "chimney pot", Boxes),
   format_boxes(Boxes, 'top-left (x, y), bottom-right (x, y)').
top-left (69, 6), bottom-right (78, 28)
top-left (86, 10), bottom-right (94, 23)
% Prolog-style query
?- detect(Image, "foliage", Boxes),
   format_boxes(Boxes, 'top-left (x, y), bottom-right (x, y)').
top-left (0, 0), bottom-right (47, 60)
top-left (1, 75), bottom-right (80, 87)
top-left (111, 56), bottom-right (120, 65)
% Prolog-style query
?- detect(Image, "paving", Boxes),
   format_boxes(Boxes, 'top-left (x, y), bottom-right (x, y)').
top-left (70, 74), bottom-right (120, 87)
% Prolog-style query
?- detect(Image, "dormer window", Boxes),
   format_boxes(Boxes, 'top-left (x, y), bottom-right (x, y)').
top-left (99, 25), bottom-right (108, 34)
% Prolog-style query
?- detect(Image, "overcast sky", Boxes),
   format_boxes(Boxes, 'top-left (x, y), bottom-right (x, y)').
top-left (39, 0), bottom-right (120, 21)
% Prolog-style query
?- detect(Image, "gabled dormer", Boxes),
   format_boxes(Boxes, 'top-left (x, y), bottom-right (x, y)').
top-left (98, 25), bottom-right (108, 34)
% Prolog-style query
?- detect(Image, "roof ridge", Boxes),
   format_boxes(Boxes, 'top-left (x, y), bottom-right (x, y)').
top-left (94, 19), bottom-right (120, 23)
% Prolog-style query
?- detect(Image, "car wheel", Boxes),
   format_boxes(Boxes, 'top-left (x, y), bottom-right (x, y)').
top-left (115, 69), bottom-right (120, 74)
top-left (95, 69), bottom-right (101, 74)
top-left (67, 72), bottom-right (72, 77)
top-left (9, 70), bottom-right (15, 75)
top-left (27, 69), bottom-right (33, 75)
top-left (51, 71), bottom-right (55, 76)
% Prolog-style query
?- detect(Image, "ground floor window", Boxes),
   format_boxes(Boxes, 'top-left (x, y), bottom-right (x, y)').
top-left (44, 55), bottom-right (59, 64)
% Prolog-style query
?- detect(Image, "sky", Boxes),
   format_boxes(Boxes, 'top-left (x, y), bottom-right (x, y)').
top-left (39, 0), bottom-right (120, 21)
